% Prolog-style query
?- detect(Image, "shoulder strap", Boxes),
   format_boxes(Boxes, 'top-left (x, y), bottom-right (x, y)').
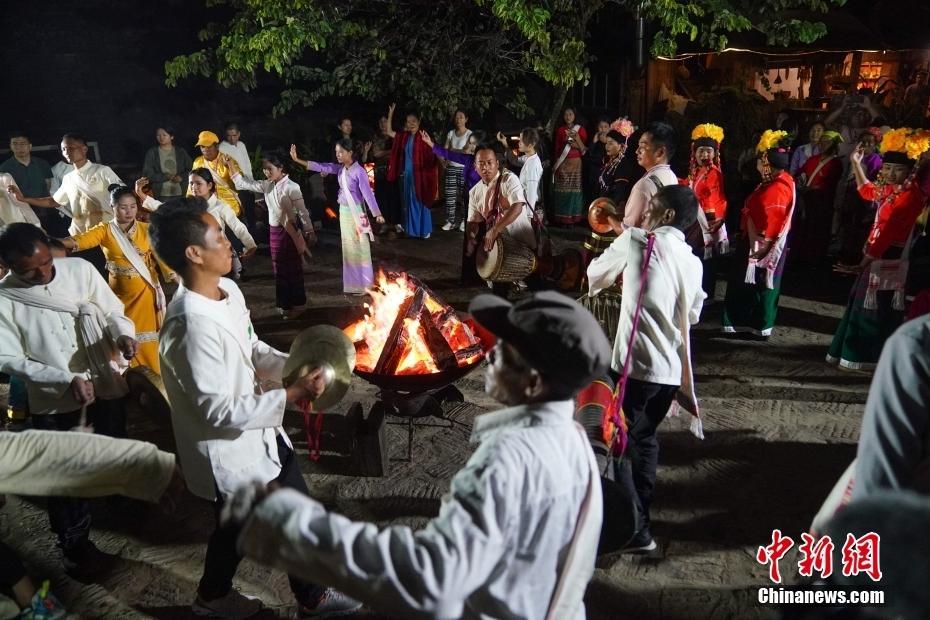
top-left (648, 173), bottom-right (665, 190)
top-left (607, 233), bottom-right (656, 455)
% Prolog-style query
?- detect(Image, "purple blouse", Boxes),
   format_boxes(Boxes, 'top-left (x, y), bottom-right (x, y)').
top-left (307, 161), bottom-right (382, 217)
top-left (432, 145), bottom-right (481, 190)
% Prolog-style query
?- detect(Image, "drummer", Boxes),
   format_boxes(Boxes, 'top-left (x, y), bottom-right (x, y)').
top-left (465, 143), bottom-right (537, 295)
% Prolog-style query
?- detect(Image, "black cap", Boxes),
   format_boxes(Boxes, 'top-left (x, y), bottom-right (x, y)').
top-left (469, 291), bottom-right (612, 394)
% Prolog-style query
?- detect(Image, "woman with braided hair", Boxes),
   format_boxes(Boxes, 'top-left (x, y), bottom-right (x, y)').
top-left (827, 128), bottom-right (930, 370)
top-left (683, 123), bottom-right (728, 300)
top-left (722, 130), bottom-right (796, 338)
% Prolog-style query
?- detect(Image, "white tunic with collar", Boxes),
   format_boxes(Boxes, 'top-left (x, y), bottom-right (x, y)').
top-left (237, 399), bottom-right (601, 619)
top-left (53, 160), bottom-right (123, 234)
top-left (0, 258), bottom-right (134, 414)
top-left (158, 278), bottom-right (289, 501)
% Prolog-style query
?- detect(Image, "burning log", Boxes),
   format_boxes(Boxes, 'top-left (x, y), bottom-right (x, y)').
top-left (420, 306), bottom-right (458, 371)
top-left (454, 344), bottom-right (484, 363)
top-left (346, 270), bottom-right (485, 375)
top-left (373, 288), bottom-right (426, 375)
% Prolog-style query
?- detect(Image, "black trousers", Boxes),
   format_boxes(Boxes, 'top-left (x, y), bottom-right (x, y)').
top-left (238, 190), bottom-right (257, 234)
top-left (615, 377), bottom-right (678, 532)
top-left (72, 246), bottom-right (107, 277)
top-left (199, 435), bottom-right (324, 605)
top-left (30, 398), bottom-right (128, 553)
top-left (0, 542), bottom-right (26, 588)
top-left (374, 165), bottom-right (400, 227)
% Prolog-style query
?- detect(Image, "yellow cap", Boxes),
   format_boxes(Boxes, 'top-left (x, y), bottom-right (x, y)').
top-left (195, 130), bottom-right (220, 147)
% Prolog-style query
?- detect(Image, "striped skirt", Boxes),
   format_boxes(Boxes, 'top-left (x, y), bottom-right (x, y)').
top-left (269, 225), bottom-right (307, 309)
top-left (552, 157), bottom-right (584, 225)
top-left (444, 165), bottom-right (465, 226)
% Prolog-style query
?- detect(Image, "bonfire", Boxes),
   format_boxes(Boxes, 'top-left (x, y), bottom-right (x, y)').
top-left (344, 271), bottom-right (484, 375)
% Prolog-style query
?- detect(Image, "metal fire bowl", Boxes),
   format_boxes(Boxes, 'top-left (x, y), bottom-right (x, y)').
top-left (352, 314), bottom-right (495, 394)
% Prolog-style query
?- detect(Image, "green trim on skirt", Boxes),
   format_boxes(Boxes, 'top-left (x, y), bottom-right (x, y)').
top-left (826, 282), bottom-right (903, 370)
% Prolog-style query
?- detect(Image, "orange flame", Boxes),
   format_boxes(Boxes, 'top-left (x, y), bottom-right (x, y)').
top-left (344, 270), bottom-right (482, 375)
top-left (325, 207), bottom-right (338, 219)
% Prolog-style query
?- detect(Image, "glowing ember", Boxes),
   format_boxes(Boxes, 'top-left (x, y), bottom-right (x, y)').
top-left (345, 271), bottom-right (483, 375)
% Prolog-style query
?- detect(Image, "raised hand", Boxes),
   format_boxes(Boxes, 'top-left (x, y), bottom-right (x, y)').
top-left (419, 130), bottom-right (434, 148)
top-left (289, 144), bottom-right (300, 163)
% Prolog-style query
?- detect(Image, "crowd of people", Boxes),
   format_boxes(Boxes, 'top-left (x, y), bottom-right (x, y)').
top-left (0, 88), bottom-right (929, 618)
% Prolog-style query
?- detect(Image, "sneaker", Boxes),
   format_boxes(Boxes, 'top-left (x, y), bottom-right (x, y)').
top-left (296, 589), bottom-right (362, 618)
top-left (192, 589), bottom-right (262, 619)
top-left (622, 528), bottom-right (657, 554)
top-left (395, 224), bottom-right (404, 234)
top-left (458, 222), bottom-right (465, 232)
top-left (441, 222), bottom-right (454, 231)
top-left (19, 581), bottom-right (67, 619)
top-left (62, 540), bottom-right (118, 581)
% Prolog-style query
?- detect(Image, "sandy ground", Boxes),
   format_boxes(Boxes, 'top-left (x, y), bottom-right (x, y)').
top-left (0, 221), bottom-right (869, 619)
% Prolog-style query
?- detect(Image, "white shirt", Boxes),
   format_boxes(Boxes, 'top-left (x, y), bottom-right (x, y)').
top-left (0, 258), bottom-right (135, 414)
top-left (621, 163), bottom-right (678, 230)
top-left (587, 226), bottom-right (705, 385)
top-left (53, 160), bottom-right (122, 234)
top-left (519, 153), bottom-right (543, 210)
top-left (232, 174), bottom-right (310, 228)
top-left (238, 399), bottom-right (601, 620)
top-left (143, 194), bottom-right (256, 250)
top-left (467, 171), bottom-right (536, 249)
top-left (220, 140), bottom-right (253, 180)
top-left (445, 129), bottom-right (473, 168)
top-left (159, 278), bottom-right (289, 501)
top-left (50, 161), bottom-right (74, 195)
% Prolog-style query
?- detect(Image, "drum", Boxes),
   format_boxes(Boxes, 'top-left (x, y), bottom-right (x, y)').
top-left (476, 235), bottom-right (537, 283)
top-left (579, 287), bottom-right (622, 342)
top-left (582, 230), bottom-right (618, 263)
top-left (125, 366), bottom-right (171, 419)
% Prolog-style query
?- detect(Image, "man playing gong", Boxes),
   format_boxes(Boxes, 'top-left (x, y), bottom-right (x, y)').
top-left (465, 144), bottom-right (537, 294)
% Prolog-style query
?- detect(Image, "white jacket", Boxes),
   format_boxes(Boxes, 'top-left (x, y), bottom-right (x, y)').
top-left (158, 278), bottom-right (289, 501)
top-left (238, 400), bottom-right (600, 620)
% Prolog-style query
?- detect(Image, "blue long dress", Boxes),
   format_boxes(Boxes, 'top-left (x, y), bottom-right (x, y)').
top-left (403, 136), bottom-right (432, 238)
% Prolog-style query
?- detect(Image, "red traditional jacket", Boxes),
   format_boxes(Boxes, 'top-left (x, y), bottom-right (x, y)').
top-left (689, 165), bottom-right (727, 221)
top-left (859, 181), bottom-right (927, 258)
top-left (743, 171), bottom-right (794, 239)
top-left (387, 131), bottom-right (438, 206)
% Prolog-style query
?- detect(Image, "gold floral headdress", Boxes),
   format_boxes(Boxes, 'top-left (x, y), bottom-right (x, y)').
top-left (691, 123), bottom-right (724, 144)
top-left (756, 130), bottom-right (789, 153)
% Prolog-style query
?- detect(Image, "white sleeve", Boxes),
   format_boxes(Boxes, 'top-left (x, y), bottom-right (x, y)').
top-left (587, 231), bottom-right (631, 296)
top-left (238, 453), bottom-right (511, 618)
top-left (467, 187), bottom-right (485, 223)
top-left (219, 201), bottom-right (257, 249)
top-left (101, 166), bottom-right (124, 187)
top-left (503, 175), bottom-right (527, 207)
top-left (231, 173), bottom-right (268, 194)
top-left (0, 431), bottom-right (175, 502)
top-left (142, 196), bottom-right (163, 212)
top-left (52, 177), bottom-right (70, 206)
top-left (160, 316), bottom-right (287, 431)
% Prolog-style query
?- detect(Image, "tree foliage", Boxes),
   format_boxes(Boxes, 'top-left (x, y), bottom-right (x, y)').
top-left (642, 0), bottom-right (846, 58)
top-left (165, 0), bottom-right (846, 123)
